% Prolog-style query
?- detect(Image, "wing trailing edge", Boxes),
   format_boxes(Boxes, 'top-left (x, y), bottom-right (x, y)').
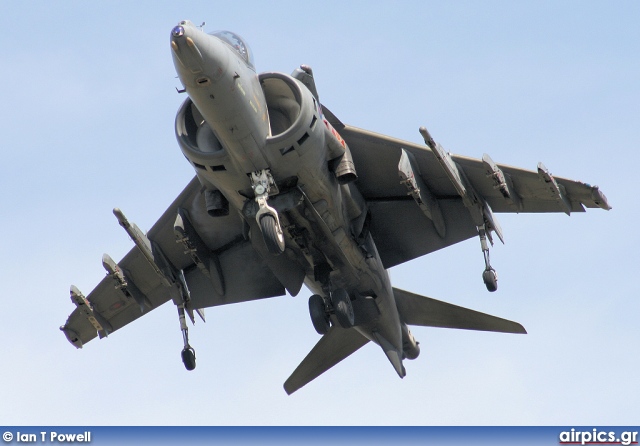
top-left (393, 287), bottom-right (526, 334)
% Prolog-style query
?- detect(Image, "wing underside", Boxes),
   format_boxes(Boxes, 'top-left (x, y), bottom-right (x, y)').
top-left (332, 120), bottom-right (610, 269)
top-left (61, 177), bottom-right (304, 348)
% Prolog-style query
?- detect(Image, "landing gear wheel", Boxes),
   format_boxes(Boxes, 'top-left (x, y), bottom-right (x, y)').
top-left (482, 268), bottom-right (498, 292)
top-left (259, 214), bottom-right (285, 255)
top-left (331, 288), bottom-right (355, 328)
top-left (181, 346), bottom-right (196, 371)
top-left (309, 294), bottom-right (330, 335)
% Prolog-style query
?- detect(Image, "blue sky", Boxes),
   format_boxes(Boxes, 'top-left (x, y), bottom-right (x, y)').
top-left (0, 1), bottom-right (638, 425)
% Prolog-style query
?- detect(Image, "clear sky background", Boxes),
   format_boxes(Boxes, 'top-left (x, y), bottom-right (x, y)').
top-left (1, 1), bottom-right (638, 425)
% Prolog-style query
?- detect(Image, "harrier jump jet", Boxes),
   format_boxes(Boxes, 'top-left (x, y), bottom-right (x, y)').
top-left (60, 21), bottom-right (610, 394)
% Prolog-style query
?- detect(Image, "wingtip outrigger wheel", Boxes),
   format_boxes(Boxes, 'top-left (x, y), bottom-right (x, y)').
top-left (482, 268), bottom-right (498, 292)
top-left (478, 225), bottom-right (498, 292)
top-left (177, 304), bottom-right (197, 370)
top-left (181, 345), bottom-right (196, 371)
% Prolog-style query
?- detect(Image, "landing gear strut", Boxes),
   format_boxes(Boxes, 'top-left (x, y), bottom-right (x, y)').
top-left (478, 225), bottom-right (498, 292)
top-left (251, 169), bottom-right (285, 255)
top-left (177, 304), bottom-right (196, 370)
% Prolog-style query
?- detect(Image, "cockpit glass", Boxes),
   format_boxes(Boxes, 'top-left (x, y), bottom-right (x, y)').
top-left (210, 30), bottom-right (255, 69)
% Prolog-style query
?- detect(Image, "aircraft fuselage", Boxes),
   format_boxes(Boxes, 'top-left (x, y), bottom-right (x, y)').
top-left (171, 21), bottom-right (409, 372)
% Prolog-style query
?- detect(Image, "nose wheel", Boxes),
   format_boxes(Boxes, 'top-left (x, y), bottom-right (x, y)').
top-left (478, 225), bottom-right (498, 292)
top-left (259, 214), bottom-right (285, 254)
top-left (251, 169), bottom-right (285, 255)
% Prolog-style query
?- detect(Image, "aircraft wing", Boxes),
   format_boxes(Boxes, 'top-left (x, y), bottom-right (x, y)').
top-left (326, 110), bottom-right (610, 269)
top-left (61, 176), bottom-right (297, 348)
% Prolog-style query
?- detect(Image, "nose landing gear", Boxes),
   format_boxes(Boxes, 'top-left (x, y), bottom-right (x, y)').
top-left (259, 213), bottom-right (285, 254)
top-left (251, 169), bottom-right (285, 255)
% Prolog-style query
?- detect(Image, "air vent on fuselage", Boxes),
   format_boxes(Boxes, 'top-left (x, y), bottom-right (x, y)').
top-left (297, 132), bottom-right (309, 146)
top-left (280, 146), bottom-right (296, 156)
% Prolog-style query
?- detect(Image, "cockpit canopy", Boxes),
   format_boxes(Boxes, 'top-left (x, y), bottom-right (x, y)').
top-left (210, 30), bottom-right (255, 70)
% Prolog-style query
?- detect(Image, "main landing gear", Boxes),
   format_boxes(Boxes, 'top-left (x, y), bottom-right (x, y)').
top-left (308, 288), bottom-right (355, 334)
top-left (332, 288), bottom-right (355, 328)
top-left (478, 225), bottom-right (498, 292)
top-left (251, 169), bottom-right (285, 255)
top-left (309, 294), bottom-right (330, 335)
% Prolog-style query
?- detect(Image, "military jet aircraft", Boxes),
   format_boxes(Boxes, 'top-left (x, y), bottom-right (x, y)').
top-left (60, 21), bottom-right (611, 394)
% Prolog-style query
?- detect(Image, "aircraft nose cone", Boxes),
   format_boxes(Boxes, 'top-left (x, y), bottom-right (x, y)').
top-left (170, 20), bottom-right (205, 75)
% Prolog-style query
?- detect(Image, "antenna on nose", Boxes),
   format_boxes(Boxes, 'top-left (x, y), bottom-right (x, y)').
top-left (198, 22), bottom-right (206, 30)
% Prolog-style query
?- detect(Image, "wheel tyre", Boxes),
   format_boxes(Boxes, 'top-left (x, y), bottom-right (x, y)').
top-left (482, 269), bottom-right (498, 292)
top-left (331, 288), bottom-right (355, 328)
top-left (259, 214), bottom-right (285, 255)
top-left (181, 347), bottom-right (196, 371)
top-left (309, 294), bottom-right (330, 335)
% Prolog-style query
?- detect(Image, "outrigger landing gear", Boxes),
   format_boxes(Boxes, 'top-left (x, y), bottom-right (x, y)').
top-left (251, 169), bottom-right (285, 255)
top-left (177, 304), bottom-right (196, 370)
top-left (478, 225), bottom-right (498, 292)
